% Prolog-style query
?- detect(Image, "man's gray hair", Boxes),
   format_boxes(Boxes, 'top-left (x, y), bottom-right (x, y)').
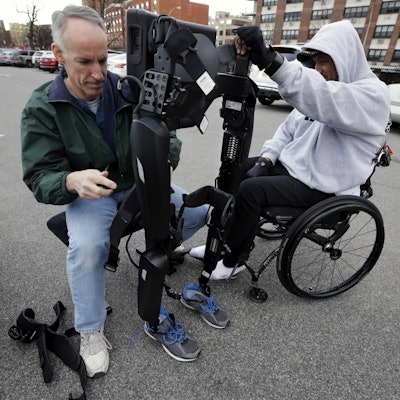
top-left (52, 5), bottom-right (106, 50)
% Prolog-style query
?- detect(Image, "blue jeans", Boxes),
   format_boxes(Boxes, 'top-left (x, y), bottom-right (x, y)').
top-left (65, 183), bottom-right (208, 333)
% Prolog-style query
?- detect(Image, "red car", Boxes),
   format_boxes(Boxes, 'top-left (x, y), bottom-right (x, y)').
top-left (39, 51), bottom-right (58, 73)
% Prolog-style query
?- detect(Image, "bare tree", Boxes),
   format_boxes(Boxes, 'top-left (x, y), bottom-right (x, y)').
top-left (16, 1), bottom-right (41, 49)
top-left (83, 0), bottom-right (126, 49)
top-left (83, 0), bottom-right (124, 19)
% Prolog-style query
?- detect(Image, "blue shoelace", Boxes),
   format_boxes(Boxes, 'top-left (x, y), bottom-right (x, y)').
top-left (129, 327), bottom-right (144, 349)
top-left (200, 293), bottom-right (217, 314)
top-left (162, 320), bottom-right (186, 345)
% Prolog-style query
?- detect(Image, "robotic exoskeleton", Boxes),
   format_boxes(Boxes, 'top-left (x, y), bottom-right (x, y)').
top-left (104, 9), bottom-right (257, 329)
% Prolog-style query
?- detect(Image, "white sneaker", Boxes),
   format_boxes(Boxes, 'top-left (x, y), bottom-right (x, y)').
top-left (189, 245), bottom-right (206, 259)
top-left (210, 259), bottom-right (246, 280)
top-left (173, 244), bottom-right (186, 254)
top-left (80, 327), bottom-right (112, 378)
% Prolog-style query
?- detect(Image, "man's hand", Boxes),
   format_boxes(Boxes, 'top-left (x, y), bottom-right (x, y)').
top-left (66, 169), bottom-right (117, 200)
top-left (246, 157), bottom-right (273, 178)
top-left (234, 26), bottom-right (282, 73)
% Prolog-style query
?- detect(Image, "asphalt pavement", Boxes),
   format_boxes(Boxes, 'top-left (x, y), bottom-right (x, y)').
top-left (1, 67), bottom-right (399, 400)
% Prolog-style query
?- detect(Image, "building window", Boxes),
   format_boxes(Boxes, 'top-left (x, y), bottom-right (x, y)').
top-left (282, 29), bottom-right (299, 40)
top-left (311, 9), bottom-right (333, 20)
top-left (284, 12), bottom-right (301, 22)
top-left (263, 29), bottom-right (274, 40)
top-left (263, 0), bottom-right (278, 6)
top-left (392, 49), bottom-right (400, 62)
top-left (368, 49), bottom-right (387, 62)
top-left (286, 0), bottom-right (303, 3)
top-left (355, 27), bottom-right (363, 38)
top-left (343, 6), bottom-right (369, 18)
top-left (374, 25), bottom-right (394, 38)
top-left (261, 14), bottom-right (276, 23)
top-left (380, 1), bottom-right (400, 14)
top-left (308, 28), bottom-right (318, 39)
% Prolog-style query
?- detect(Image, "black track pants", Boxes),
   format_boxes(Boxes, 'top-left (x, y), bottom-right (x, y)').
top-left (224, 163), bottom-right (334, 267)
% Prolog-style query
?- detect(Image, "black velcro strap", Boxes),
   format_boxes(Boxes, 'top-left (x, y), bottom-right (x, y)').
top-left (180, 185), bottom-right (234, 228)
top-left (106, 184), bottom-right (142, 271)
top-left (163, 28), bottom-right (217, 96)
top-left (164, 27), bottom-right (197, 59)
top-left (9, 301), bottom-right (87, 400)
top-left (265, 51), bottom-right (284, 76)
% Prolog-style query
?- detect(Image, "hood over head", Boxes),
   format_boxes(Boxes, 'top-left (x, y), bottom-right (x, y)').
top-left (297, 20), bottom-right (374, 83)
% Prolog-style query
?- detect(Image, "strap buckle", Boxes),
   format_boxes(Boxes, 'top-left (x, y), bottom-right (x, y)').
top-left (8, 325), bottom-right (37, 343)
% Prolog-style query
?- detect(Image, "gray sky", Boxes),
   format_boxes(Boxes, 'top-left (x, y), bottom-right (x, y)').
top-left (2, 0), bottom-right (252, 29)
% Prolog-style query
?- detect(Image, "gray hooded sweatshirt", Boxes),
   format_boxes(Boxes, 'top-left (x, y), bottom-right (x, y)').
top-left (260, 20), bottom-right (390, 195)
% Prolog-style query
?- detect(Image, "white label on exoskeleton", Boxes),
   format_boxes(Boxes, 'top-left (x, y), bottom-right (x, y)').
top-left (226, 100), bottom-right (242, 111)
top-left (137, 158), bottom-right (145, 183)
top-left (199, 115), bottom-right (209, 133)
top-left (141, 269), bottom-right (147, 281)
top-left (196, 71), bottom-right (215, 96)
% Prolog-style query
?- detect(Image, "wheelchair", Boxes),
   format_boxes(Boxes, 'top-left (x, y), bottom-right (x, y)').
top-left (240, 143), bottom-right (391, 302)
top-left (246, 194), bottom-right (383, 302)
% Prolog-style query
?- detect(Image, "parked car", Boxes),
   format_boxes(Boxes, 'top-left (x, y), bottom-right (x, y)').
top-left (388, 83), bottom-right (400, 125)
top-left (32, 51), bottom-right (44, 68)
top-left (0, 49), bottom-right (14, 65)
top-left (40, 51), bottom-right (58, 73)
top-left (107, 53), bottom-right (126, 77)
top-left (249, 44), bottom-right (301, 105)
top-left (39, 51), bottom-right (54, 69)
top-left (10, 49), bottom-right (35, 67)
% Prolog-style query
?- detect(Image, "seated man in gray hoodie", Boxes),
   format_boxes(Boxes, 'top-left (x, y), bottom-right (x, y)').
top-left (191, 20), bottom-right (390, 279)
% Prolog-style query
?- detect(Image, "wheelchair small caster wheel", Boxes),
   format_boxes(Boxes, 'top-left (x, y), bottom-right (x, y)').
top-left (247, 286), bottom-right (268, 303)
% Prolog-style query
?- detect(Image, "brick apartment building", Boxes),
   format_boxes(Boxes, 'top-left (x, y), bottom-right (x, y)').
top-left (104, 0), bottom-right (208, 50)
top-left (249, 0), bottom-right (400, 81)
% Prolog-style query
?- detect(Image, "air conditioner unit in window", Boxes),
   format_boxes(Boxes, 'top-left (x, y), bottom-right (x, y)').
top-left (351, 18), bottom-right (357, 23)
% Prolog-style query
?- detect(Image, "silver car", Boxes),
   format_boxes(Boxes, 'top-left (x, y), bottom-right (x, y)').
top-left (0, 49), bottom-right (14, 65)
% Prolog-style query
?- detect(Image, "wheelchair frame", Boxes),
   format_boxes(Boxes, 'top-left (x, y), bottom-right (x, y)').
top-left (241, 194), bottom-right (385, 302)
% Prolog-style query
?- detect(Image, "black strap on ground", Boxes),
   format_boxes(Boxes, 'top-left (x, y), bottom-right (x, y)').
top-left (8, 301), bottom-right (87, 400)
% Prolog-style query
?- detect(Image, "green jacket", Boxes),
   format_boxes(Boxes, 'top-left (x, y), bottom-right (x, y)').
top-left (21, 71), bottom-right (181, 205)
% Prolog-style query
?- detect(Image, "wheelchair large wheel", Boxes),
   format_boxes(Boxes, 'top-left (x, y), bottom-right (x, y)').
top-left (277, 196), bottom-right (384, 298)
